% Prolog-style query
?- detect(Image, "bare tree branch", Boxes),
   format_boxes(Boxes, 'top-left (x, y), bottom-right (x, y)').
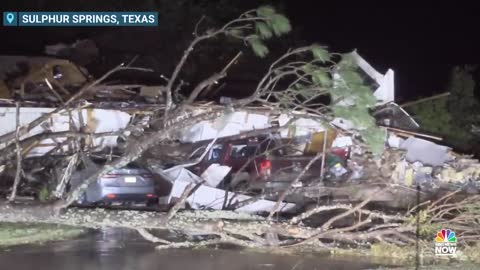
top-left (9, 102), bottom-right (22, 202)
top-left (53, 153), bottom-right (79, 199)
top-left (268, 153), bottom-right (323, 219)
top-left (288, 216), bottom-right (373, 247)
top-left (0, 65), bottom-right (152, 147)
top-left (136, 228), bottom-right (171, 244)
top-left (290, 204), bottom-right (406, 225)
top-left (166, 182), bottom-right (203, 222)
top-left (0, 131), bottom-right (123, 166)
top-left (185, 73), bottom-right (226, 104)
top-left (321, 193), bottom-right (376, 230)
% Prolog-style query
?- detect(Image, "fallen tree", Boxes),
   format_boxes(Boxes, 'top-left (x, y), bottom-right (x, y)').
top-left (0, 5), bottom-right (384, 208)
top-left (1, 188), bottom-right (478, 254)
top-left (1, 6), bottom-right (479, 263)
top-left (0, 191), bottom-right (415, 249)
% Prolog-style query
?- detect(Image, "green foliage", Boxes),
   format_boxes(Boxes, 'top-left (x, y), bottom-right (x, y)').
top-left (448, 65), bottom-right (478, 127)
top-left (332, 105), bottom-right (375, 129)
top-left (370, 243), bottom-right (416, 260)
top-left (248, 35), bottom-right (269, 58)
top-left (419, 223), bottom-right (443, 239)
top-left (38, 185), bottom-right (50, 202)
top-left (311, 70), bottom-right (331, 87)
top-left (355, 85), bottom-right (377, 107)
top-left (294, 83), bottom-right (304, 90)
top-left (329, 55), bottom-right (385, 154)
top-left (408, 66), bottom-right (479, 148)
top-left (301, 64), bottom-right (332, 87)
top-left (256, 5), bottom-right (276, 18)
top-left (337, 53), bottom-right (356, 69)
top-left (268, 14), bottom-right (291, 36)
top-left (228, 28), bottom-right (244, 37)
top-left (329, 84), bottom-right (349, 102)
top-left (311, 44), bottom-right (330, 63)
top-left (255, 22), bottom-right (273, 39)
top-left (241, 6), bottom-right (291, 58)
top-left (301, 63), bottom-right (315, 74)
top-left (255, 6), bottom-right (291, 38)
top-left (245, 8), bottom-right (380, 154)
top-left (0, 223), bottom-right (85, 247)
top-left (359, 127), bottom-right (387, 154)
top-left (406, 209), bottom-right (428, 226)
top-left (287, 51), bottom-right (383, 154)
top-left (463, 243), bottom-right (480, 264)
top-left (338, 69), bottom-right (363, 86)
top-left (464, 200), bottom-right (480, 215)
top-left (409, 99), bottom-right (453, 135)
top-left (297, 87), bottom-right (318, 99)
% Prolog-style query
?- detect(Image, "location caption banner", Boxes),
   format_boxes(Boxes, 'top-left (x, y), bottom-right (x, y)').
top-left (3, 12), bottom-right (158, 26)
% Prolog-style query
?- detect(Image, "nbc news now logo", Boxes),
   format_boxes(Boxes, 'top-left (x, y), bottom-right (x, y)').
top-left (435, 229), bottom-right (457, 256)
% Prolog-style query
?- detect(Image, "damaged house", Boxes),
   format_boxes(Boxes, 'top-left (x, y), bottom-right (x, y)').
top-left (0, 47), bottom-right (477, 213)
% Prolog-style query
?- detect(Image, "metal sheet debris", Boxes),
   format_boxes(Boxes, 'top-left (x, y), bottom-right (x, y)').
top-left (400, 137), bottom-right (452, 166)
top-left (169, 179), bottom-right (296, 213)
top-left (200, 164), bottom-right (231, 187)
top-left (164, 167), bottom-right (203, 184)
top-left (180, 111), bottom-right (327, 143)
top-left (387, 133), bottom-right (404, 148)
top-left (181, 111), bottom-right (269, 142)
top-left (0, 107), bottom-right (131, 156)
top-left (332, 135), bottom-right (354, 148)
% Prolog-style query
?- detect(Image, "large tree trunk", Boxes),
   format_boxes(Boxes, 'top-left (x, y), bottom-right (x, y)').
top-left (0, 203), bottom-right (314, 238)
top-left (0, 198), bottom-right (417, 250)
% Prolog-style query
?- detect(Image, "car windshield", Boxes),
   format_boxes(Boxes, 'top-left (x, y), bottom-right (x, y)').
top-left (208, 144), bottom-right (224, 161)
top-left (230, 144), bottom-right (258, 159)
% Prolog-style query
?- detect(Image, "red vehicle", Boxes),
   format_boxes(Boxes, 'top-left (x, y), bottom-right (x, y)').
top-left (190, 136), bottom-right (348, 191)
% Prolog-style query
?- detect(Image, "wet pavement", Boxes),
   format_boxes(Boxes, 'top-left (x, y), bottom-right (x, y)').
top-left (0, 228), bottom-right (391, 270)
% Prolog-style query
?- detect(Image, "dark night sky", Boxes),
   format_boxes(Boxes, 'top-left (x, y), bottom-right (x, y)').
top-left (284, 3), bottom-right (480, 101)
top-left (1, 1), bottom-right (479, 103)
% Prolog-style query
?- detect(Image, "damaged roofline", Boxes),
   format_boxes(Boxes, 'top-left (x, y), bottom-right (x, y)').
top-left (348, 50), bottom-right (395, 105)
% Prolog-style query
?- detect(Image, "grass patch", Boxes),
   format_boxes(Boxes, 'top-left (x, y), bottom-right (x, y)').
top-left (370, 243), bottom-right (417, 261)
top-left (462, 243), bottom-right (480, 264)
top-left (0, 222), bottom-right (86, 247)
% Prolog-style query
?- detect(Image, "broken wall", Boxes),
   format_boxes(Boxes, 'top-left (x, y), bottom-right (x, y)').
top-left (0, 107), bottom-right (131, 156)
